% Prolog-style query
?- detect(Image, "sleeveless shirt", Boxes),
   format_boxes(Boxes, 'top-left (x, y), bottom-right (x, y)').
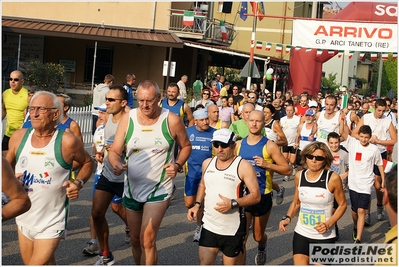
top-left (237, 136), bottom-right (273, 194)
top-left (316, 110), bottom-right (340, 144)
top-left (294, 169), bottom-right (336, 240)
top-left (15, 128), bottom-right (72, 232)
top-left (202, 156), bottom-right (246, 236)
top-left (124, 108), bottom-right (175, 203)
top-left (160, 98), bottom-right (185, 121)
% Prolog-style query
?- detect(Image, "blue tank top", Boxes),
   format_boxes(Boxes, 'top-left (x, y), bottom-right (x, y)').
top-left (56, 117), bottom-right (73, 130)
top-left (160, 98), bottom-right (185, 120)
top-left (237, 136), bottom-right (274, 194)
top-left (186, 126), bottom-right (215, 179)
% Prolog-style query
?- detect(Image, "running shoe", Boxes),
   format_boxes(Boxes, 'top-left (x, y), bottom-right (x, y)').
top-left (283, 176), bottom-right (290, 182)
top-left (94, 252), bottom-right (115, 266)
top-left (193, 225), bottom-right (202, 242)
top-left (125, 228), bottom-right (130, 244)
top-left (291, 166), bottom-right (297, 177)
top-left (352, 228), bottom-right (357, 241)
top-left (364, 214), bottom-right (371, 226)
top-left (255, 249), bottom-right (267, 265)
top-left (276, 186), bottom-right (285, 205)
top-left (82, 241), bottom-right (99, 256)
top-left (377, 205), bottom-right (385, 221)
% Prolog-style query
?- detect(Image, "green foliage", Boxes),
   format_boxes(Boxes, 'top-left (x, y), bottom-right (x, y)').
top-left (83, 93), bottom-right (93, 106)
top-left (321, 72), bottom-right (340, 94)
top-left (207, 66), bottom-right (245, 84)
top-left (25, 61), bottom-right (65, 93)
top-left (371, 53), bottom-right (398, 97)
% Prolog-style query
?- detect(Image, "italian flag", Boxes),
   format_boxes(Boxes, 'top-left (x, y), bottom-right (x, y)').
top-left (220, 20), bottom-right (227, 40)
top-left (285, 45), bottom-right (292, 54)
top-left (337, 50), bottom-right (344, 58)
top-left (382, 52), bottom-right (389, 60)
top-left (348, 51), bottom-right (354, 59)
top-left (295, 46), bottom-right (302, 50)
top-left (276, 44), bottom-right (282, 53)
top-left (383, 159), bottom-right (396, 173)
top-left (183, 11), bottom-right (194, 26)
top-left (393, 52), bottom-right (398, 60)
top-left (328, 50), bottom-right (335, 55)
top-left (265, 42), bottom-right (272, 51)
top-left (359, 52), bottom-right (366, 60)
top-left (316, 49), bottom-right (323, 56)
top-left (371, 52), bottom-right (378, 60)
top-left (256, 41), bottom-right (263, 50)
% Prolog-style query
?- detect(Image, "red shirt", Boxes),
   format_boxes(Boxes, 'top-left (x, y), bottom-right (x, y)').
top-left (296, 105), bottom-right (308, 116)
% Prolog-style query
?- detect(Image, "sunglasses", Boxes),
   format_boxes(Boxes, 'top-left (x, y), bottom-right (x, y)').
top-left (105, 97), bottom-right (122, 102)
top-left (213, 142), bottom-right (230, 149)
top-left (9, 78), bottom-right (20, 82)
top-left (248, 96), bottom-right (256, 99)
top-left (203, 93), bottom-right (210, 95)
top-left (305, 154), bottom-right (325, 161)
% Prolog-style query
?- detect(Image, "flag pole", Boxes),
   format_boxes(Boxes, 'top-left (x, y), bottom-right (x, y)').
top-left (247, 3), bottom-right (258, 90)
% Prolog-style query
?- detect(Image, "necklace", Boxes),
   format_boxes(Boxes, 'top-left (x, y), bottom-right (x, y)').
top-left (35, 131), bottom-right (55, 138)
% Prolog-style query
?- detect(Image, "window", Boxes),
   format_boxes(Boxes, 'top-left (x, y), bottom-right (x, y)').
top-left (84, 45), bottom-right (114, 82)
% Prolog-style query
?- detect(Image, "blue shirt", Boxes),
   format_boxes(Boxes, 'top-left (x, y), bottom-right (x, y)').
top-left (123, 84), bottom-right (134, 109)
top-left (186, 126), bottom-right (215, 179)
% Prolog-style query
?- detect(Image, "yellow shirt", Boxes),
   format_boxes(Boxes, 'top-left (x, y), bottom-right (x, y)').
top-left (3, 87), bottom-right (28, 137)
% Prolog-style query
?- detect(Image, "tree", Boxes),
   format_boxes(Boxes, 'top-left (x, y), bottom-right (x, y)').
top-left (25, 61), bottom-right (65, 93)
top-left (321, 72), bottom-right (340, 94)
top-left (371, 53), bottom-right (398, 97)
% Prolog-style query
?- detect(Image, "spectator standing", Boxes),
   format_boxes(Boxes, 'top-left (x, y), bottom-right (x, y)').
top-left (177, 75), bottom-right (188, 100)
top-left (123, 73), bottom-right (136, 109)
top-left (195, 88), bottom-right (213, 109)
top-left (218, 96), bottom-right (235, 126)
top-left (192, 74), bottom-right (204, 101)
top-left (92, 74), bottom-right (114, 134)
top-left (220, 82), bottom-right (231, 97)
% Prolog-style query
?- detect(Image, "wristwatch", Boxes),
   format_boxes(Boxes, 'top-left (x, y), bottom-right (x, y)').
top-left (281, 215), bottom-right (291, 221)
top-left (75, 179), bottom-right (85, 188)
top-left (231, 199), bottom-right (239, 209)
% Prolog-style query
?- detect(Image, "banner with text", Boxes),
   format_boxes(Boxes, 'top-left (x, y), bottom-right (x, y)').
top-left (292, 19), bottom-right (397, 53)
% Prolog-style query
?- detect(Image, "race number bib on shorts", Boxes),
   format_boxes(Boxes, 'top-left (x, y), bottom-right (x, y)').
top-left (299, 208), bottom-right (325, 227)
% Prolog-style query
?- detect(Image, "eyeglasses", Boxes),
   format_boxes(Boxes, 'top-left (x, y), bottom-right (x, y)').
top-left (28, 106), bottom-right (57, 114)
top-left (305, 154), bottom-right (325, 161)
top-left (105, 97), bottom-right (122, 102)
top-left (213, 142), bottom-right (230, 149)
top-left (9, 78), bottom-right (20, 82)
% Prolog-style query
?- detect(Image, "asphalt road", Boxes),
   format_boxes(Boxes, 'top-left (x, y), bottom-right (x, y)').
top-left (2, 171), bottom-right (389, 265)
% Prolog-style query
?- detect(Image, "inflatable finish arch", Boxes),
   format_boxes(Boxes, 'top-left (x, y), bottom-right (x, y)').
top-left (288, 2), bottom-right (397, 96)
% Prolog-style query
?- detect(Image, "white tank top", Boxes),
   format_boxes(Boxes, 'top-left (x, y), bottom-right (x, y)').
top-left (124, 108), bottom-right (175, 202)
top-left (299, 123), bottom-right (316, 151)
top-left (202, 156), bottom-right (246, 236)
top-left (294, 169), bottom-right (336, 240)
top-left (363, 113), bottom-right (392, 153)
top-left (264, 119), bottom-right (278, 142)
top-left (316, 111), bottom-right (340, 144)
top-left (15, 128), bottom-right (72, 232)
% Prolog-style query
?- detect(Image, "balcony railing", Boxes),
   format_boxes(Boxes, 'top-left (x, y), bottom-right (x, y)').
top-left (169, 9), bottom-right (236, 46)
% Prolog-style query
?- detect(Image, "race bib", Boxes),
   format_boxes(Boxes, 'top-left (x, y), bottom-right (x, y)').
top-left (299, 207), bottom-right (325, 227)
top-left (318, 129), bottom-right (330, 141)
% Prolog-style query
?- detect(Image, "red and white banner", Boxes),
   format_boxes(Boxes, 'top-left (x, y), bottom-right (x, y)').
top-left (292, 19), bottom-right (397, 53)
